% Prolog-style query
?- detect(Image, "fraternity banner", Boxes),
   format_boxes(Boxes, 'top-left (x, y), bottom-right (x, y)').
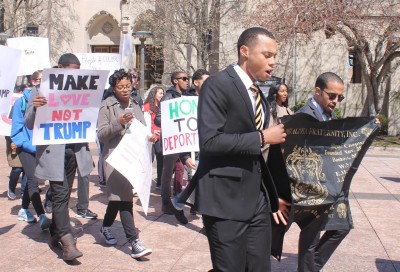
top-left (161, 96), bottom-right (199, 155)
top-left (106, 114), bottom-right (153, 215)
top-left (271, 113), bottom-right (379, 260)
top-left (32, 68), bottom-right (108, 145)
top-left (0, 46), bottom-right (22, 136)
top-left (75, 53), bottom-right (121, 88)
top-left (7, 37), bottom-right (51, 76)
top-left (281, 114), bottom-right (379, 229)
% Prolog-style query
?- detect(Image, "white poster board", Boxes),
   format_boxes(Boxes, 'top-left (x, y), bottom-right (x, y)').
top-left (0, 46), bottom-right (22, 136)
top-left (161, 96), bottom-right (199, 155)
top-left (75, 53), bottom-right (121, 88)
top-left (7, 37), bottom-right (51, 76)
top-left (32, 68), bottom-right (108, 145)
top-left (106, 114), bottom-right (153, 215)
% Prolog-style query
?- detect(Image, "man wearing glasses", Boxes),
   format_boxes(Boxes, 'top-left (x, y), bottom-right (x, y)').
top-left (154, 71), bottom-right (189, 219)
top-left (296, 72), bottom-right (349, 271)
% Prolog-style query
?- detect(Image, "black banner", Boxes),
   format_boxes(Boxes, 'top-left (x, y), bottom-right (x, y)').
top-left (272, 113), bottom-right (379, 259)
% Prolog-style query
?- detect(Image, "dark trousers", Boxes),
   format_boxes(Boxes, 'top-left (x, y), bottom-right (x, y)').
top-left (76, 170), bottom-right (89, 210)
top-left (161, 153), bottom-right (180, 204)
top-left (9, 167), bottom-right (27, 195)
top-left (19, 151), bottom-right (45, 215)
top-left (153, 140), bottom-right (163, 187)
top-left (298, 221), bottom-right (350, 272)
top-left (49, 147), bottom-right (77, 238)
top-left (103, 201), bottom-right (138, 243)
top-left (202, 192), bottom-right (271, 272)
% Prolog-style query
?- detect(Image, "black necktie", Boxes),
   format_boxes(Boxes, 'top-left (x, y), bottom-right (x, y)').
top-left (250, 84), bottom-right (263, 130)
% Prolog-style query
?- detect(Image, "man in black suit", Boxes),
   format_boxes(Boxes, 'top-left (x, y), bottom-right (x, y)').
top-left (196, 27), bottom-right (289, 272)
top-left (296, 72), bottom-right (349, 272)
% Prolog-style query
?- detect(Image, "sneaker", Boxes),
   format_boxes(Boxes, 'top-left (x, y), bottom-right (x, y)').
top-left (130, 239), bottom-right (152, 258)
top-left (7, 189), bottom-right (16, 200)
top-left (76, 209), bottom-right (98, 219)
top-left (18, 209), bottom-right (36, 223)
top-left (174, 209), bottom-right (188, 225)
top-left (43, 199), bottom-right (52, 214)
top-left (100, 226), bottom-right (117, 245)
top-left (39, 214), bottom-right (51, 230)
top-left (99, 180), bottom-right (106, 187)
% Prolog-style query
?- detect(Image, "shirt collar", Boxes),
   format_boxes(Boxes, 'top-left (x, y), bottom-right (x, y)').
top-left (233, 64), bottom-right (254, 90)
top-left (311, 97), bottom-right (329, 120)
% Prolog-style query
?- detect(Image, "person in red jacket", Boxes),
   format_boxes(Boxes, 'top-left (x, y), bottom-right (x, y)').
top-left (143, 85), bottom-right (165, 188)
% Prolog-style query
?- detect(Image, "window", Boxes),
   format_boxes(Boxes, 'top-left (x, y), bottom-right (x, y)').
top-left (349, 50), bottom-right (362, 83)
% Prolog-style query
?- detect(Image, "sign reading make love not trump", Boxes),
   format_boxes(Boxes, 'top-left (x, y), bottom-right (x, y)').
top-left (32, 68), bottom-right (108, 145)
top-left (0, 46), bottom-right (22, 136)
top-left (161, 96), bottom-right (199, 155)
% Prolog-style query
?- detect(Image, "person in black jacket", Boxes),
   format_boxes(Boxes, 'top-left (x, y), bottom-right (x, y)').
top-left (154, 71), bottom-right (189, 216)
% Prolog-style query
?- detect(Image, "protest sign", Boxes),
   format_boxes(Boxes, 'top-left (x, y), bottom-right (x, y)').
top-left (161, 96), bottom-right (199, 155)
top-left (106, 114), bottom-right (153, 215)
top-left (7, 37), bottom-right (51, 76)
top-left (32, 68), bottom-right (108, 145)
top-left (75, 53), bottom-right (120, 88)
top-left (0, 46), bottom-right (22, 136)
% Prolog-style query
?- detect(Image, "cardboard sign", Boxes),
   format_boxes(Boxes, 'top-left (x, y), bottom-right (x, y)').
top-left (32, 68), bottom-right (108, 145)
top-left (0, 46), bottom-right (22, 136)
top-left (161, 97), bottom-right (199, 155)
top-left (75, 53), bottom-right (121, 88)
top-left (7, 37), bottom-right (51, 76)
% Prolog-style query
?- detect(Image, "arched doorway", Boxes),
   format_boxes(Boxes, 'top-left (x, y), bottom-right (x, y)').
top-left (85, 11), bottom-right (120, 53)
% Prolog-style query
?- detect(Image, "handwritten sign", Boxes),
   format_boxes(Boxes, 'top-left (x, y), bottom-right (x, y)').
top-left (75, 53), bottom-right (120, 88)
top-left (161, 97), bottom-right (199, 155)
top-left (32, 68), bottom-right (108, 145)
top-left (106, 114), bottom-right (153, 215)
top-left (7, 37), bottom-right (51, 76)
top-left (0, 46), bottom-right (22, 136)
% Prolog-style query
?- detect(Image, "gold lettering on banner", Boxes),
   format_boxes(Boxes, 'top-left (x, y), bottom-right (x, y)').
top-left (287, 146), bottom-right (328, 205)
top-left (336, 203), bottom-right (347, 218)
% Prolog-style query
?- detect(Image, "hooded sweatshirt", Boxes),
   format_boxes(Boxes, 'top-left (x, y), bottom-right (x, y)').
top-left (11, 89), bottom-right (35, 154)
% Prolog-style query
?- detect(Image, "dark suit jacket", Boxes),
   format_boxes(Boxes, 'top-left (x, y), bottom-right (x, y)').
top-left (194, 65), bottom-right (283, 221)
top-left (297, 98), bottom-right (332, 121)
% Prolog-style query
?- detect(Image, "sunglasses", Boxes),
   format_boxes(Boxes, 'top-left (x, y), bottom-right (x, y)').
top-left (176, 77), bottom-right (189, 81)
top-left (321, 89), bottom-right (345, 102)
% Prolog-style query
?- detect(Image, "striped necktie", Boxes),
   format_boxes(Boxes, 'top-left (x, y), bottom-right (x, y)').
top-left (250, 84), bottom-right (263, 130)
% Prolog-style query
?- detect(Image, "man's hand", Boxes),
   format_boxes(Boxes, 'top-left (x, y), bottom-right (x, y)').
top-left (263, 124), bottom-right (286, 145)
top-left (272, 198), bottom-right (291, 225)
top-left (33, 96), bottom-right (47, 109)
top-left (185, 158), bottom-right (197, 170)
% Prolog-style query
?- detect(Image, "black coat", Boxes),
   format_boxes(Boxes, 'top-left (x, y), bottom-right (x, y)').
top-left (192, 65), bottom-right (288, 221)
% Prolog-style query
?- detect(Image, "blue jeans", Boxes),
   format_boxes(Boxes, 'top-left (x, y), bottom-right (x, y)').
top-left (9, 167), bottom-right (27, 197)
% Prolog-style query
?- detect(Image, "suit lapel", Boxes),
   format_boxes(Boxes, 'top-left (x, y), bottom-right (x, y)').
top-left (226, 66), bottom-right (256, 127)
top-left (307, 99), bottom-right (325, 122)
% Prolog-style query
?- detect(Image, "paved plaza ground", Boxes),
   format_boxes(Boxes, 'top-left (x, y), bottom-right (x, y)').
top-left (0, 137), bottom-right (399, 271)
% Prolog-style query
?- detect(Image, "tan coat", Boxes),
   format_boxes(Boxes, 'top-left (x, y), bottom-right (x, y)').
top-left (97, 95), bottom-right (146, 201)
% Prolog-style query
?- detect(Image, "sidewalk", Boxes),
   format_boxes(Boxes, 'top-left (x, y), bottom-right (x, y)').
top-left (0, 138), bottom-right (399, 271)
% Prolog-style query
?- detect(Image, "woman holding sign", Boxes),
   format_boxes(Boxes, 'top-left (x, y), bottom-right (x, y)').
top-left (97, 69), bottom-right (157, 259)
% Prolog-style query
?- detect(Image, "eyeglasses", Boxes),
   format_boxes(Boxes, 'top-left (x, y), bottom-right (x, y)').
top-left (115, 85), bottom-right (132, 91)
top-left (321, 89), bottom-right (345, 102)
top-left (32, 78), bottom-right (41, 82)
top-left (176, 77), bottom-right (189, 81)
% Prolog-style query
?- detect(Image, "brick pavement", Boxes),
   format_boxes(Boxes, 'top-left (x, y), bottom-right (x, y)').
top-left (0, 137), bottom-right (399, 272)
